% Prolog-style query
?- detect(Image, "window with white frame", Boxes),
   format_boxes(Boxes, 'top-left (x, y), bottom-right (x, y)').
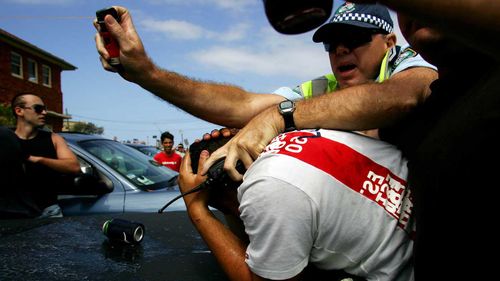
top-left (11, 52), bottom-right (23, 78)
top-left (42, 65), bottom-right (52, 87)
top-left (28, 58), bottom-right (38, 83)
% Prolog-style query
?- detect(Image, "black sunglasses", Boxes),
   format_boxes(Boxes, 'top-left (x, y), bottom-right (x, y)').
top-left (22, 104), bottom-right (47, 114)
top-left (323, 29), bottom-right (386, 53)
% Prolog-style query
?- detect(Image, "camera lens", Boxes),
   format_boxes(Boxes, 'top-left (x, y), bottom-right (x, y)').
top-left (263, 0), bottom-right (332, 34)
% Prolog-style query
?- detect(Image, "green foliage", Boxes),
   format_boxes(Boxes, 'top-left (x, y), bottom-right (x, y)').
top-left (72, 122), bottom-right (104, 135)
top-left (0, 103), bottom-right (16, 127)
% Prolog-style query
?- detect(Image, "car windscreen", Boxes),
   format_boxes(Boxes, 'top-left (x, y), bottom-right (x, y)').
top-left (138, 146), bottom-right (161, 157)
top-left (78, 139), bottom-right (178, 191)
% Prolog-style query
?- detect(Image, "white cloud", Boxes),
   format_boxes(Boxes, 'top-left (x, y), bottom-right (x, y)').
top-left (140, 19), bottom-right (249, 42)
top-left (190, 30), bottom-right (331, 79)
top-left (138, 6), bottom-right (407, 83)
top-left (210, 0), bottom-right (255, 12)
top-left (141, 19), bottom-right (209, 40)
top-left (214, 23), bottom-right (249, 42)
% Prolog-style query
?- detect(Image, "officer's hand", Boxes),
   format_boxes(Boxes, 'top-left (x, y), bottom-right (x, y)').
top-left (93, 6), bottom-right (155, 83)
top-left (202, 107), bottom-right (282, 181)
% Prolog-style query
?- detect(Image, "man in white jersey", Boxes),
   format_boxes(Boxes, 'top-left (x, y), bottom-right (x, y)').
top-left (175, 3), bottom-right (420, 280)
top-left (179, 129), bottom-right (413, 281)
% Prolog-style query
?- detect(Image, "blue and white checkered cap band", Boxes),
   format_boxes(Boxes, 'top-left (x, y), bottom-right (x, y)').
top-left (333, 13), bottom-right (393, 33)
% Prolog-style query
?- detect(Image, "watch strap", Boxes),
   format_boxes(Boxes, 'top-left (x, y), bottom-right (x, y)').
top-left (278, 100), bottom-right (296, 132)
top-left (283, 111), bottom-right (296, 132)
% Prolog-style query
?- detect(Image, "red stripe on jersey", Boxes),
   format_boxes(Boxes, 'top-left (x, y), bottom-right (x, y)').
top-left (265, 131), bottom-right (414, 234)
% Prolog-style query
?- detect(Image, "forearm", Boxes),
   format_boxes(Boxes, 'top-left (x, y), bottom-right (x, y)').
top-left (98, 7), bottom-right (281, 128)
top-left (34, 157), bottom-right (81, 175)
top-left (295, 84), bottom-right (414, 130)
top-left (133, 65), bottom-right (282, 128)
top-left (187, 205), bottom-right (254, 281)
top-left (294, 68), bottom-right (436, 131)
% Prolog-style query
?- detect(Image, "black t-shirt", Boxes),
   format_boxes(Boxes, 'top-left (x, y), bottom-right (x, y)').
top-left (18, 130), bottom-right (60, 210)
top-left (380, 56), bottom-right (500, 279)
top-left (0, 127), bottom-right (40, 218)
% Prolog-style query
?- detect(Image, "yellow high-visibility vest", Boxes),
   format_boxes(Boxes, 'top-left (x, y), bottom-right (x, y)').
top-left (299, 51), bottom-right (391, 99)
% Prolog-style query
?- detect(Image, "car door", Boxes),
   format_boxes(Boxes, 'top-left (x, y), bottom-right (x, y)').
top-left (58, 146), bottom-right (127, 215)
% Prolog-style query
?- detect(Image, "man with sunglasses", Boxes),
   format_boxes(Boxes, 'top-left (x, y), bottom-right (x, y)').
top-left (11, 93), bottom-right (80, 218)
top-left (285, 3), bottom-right (432, 100)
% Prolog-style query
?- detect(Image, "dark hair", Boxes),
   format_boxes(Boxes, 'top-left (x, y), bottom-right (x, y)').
top-left (160, 131), bottom-right (174, 143)
top-left (10, 93), bottom-right (42, 118)
top-left (189, 137), bottom-right (231, 173)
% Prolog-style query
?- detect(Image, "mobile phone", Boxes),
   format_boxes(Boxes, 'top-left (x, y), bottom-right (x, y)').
top-left (96, 7), bottom-right (121, 66)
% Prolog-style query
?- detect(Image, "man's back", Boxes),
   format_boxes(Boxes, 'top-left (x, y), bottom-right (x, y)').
top-left (239, 129), bottom-right (414, 280)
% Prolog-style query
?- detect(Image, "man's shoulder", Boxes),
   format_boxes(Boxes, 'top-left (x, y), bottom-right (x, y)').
top-left (33, 129), bottom-right (53, 140)
top-left (389, 44), bottom-right (437, 74)
top-left (392, 45), bottom-right (418, 65)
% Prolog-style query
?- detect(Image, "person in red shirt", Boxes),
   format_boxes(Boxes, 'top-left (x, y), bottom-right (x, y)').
top-left (153, 131), bottom-right (182, 172)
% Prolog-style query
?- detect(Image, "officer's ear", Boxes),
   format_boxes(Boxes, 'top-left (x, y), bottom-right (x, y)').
top-left (385, 32), bottom-right (397, 49)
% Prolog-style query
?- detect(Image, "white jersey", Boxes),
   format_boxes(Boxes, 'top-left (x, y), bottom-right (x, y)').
top-left (239, 129), bottom-right (414, 281)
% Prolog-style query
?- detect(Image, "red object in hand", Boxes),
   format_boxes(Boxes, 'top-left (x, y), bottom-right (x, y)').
top-left (96, 7), bottom-right (121, 66)
top-left (100, 31), bottom-right (120, 66)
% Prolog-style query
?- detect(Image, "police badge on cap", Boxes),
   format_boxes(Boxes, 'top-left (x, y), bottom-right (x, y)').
top-left (313, 2), bottom-right (394, 43)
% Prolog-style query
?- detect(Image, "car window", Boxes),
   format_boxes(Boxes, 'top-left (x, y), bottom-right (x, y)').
top-left (126, 144), bottom-right (161, 157)
top-left (77, 156), bottom-right (114, 190)
top-left (138, 146), bottom-right (161, 157)
top-left (78, 139), bottom-right (177, 191)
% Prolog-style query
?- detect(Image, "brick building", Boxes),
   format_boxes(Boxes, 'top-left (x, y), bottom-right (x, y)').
top-left (0, 28), bottom-right (76, 132)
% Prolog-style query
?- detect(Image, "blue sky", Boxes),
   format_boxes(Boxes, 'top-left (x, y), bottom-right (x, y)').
top-left (1, 0), bottom-right (405, 146)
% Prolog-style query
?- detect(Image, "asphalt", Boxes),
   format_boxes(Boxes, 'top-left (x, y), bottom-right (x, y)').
top-left (0, 211), bottom-right (228, 281)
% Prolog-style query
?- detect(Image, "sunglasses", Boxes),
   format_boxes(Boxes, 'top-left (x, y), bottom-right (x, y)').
top-left (22, 104), bottom-right (47, 114)
top-left (323, 29), bottom-right (386, 53)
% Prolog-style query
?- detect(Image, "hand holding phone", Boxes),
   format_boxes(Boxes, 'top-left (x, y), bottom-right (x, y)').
top-left (96, 7), bottom-right (121, 66)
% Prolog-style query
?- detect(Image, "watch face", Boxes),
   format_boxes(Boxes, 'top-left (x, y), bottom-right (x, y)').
top-left (279, 100), bottom-right (294, 111)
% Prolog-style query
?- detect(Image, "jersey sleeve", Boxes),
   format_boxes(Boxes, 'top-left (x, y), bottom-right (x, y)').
top-left (238, 175), bottom-right (316, 279)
